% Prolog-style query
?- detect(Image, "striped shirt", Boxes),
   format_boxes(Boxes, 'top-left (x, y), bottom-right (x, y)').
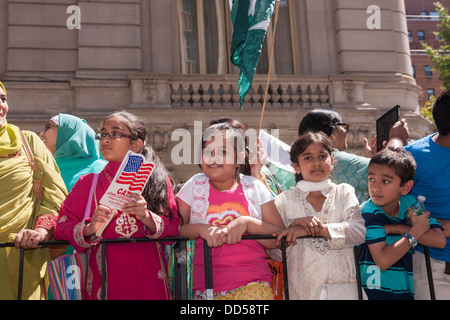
top-left (358, 195), bottom-right (442, 300)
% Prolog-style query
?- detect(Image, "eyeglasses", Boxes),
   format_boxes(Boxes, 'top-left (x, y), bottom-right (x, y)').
top-left (95, 131), bottom-right (136, 140)
top-left (336, 123), bottom-right (350, 132)
top-left (44, 123), bottom-right (58, 131)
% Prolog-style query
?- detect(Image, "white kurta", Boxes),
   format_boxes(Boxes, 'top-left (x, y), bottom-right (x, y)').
top-left (272, 180), bottom-right (366, 300)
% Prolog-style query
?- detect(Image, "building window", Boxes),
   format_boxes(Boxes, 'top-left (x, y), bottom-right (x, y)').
top-left (430, 11), bottom-right (439, 20)
top-left (256, 0), bottom-right (298, 75)
top-left (425, 66), bottom-right (432, 77)
top-left (418, 30), bottom-right (425, 41)
top-left (408, 30), bottom-right (412, 42)
top-left (176, 0), bottom-right (299, 75)
top-left (420, 11), bottom-right (428, 19)
top-left (427, 89), bottom-right (435, 99)
top-left (412, 65), bottom-right (415, 78)
top-left (176, 0), bottom-right (228, 74)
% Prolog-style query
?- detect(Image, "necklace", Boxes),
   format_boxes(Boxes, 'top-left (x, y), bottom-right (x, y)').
top-left (294, 184), bottom-right (336, 255)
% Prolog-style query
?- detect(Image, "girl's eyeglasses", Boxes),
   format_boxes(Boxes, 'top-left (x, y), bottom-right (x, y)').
top-left (95, 131), bottom-right (136, 140)
top-left (44, 123), bottom-right (58, 131)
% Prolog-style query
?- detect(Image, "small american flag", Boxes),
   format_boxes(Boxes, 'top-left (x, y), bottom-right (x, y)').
top-left (116, 155), bottom-right (154, 193)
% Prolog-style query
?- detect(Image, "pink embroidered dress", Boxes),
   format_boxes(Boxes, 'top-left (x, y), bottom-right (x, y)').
top-left (177, 173), bottom-right (273, 297)
top-left (54, 162), bottom-right (180, 300)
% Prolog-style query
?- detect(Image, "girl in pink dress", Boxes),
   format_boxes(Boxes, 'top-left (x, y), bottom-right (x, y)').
top-left (54, 111), bottom-right (179, 300)
top-left (176, 122), bottom-right (284, 300)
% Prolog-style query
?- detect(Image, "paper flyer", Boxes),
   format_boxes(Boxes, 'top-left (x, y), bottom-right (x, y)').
top-left (99, 151), bottom-right (155, 211)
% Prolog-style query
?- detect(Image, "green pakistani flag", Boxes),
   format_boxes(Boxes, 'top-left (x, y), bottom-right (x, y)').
top-left (230, 0), bottom-right (277, 108)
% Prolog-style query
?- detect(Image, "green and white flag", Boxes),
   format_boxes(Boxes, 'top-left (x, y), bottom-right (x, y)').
top-left (230, 0), bottom-right (277, 108)
top-left (258, 129), bottom-right (296, 193)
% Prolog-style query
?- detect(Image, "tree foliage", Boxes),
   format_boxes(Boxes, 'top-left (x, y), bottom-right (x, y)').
top-left (420, 2), bottom-right (450, 125)
top-left (422, 2), bottom-right (450, 88)
top-left (421, 95), bottom-right (437, 130)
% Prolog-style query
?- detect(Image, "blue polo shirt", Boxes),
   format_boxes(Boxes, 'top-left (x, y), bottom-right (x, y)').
top-left (404, 134), bottom-right (450, 261)
top-left (358, 195), bottom-right (442, 300)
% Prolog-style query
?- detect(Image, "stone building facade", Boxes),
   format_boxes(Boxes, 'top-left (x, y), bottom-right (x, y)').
top-left (1, 0), bottom-right (433, 182)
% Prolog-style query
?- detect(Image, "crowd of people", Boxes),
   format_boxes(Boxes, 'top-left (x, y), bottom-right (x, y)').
top-left (1, 79), bottom-right (450, 300)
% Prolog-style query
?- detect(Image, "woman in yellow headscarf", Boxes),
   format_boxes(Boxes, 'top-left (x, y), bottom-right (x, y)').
top-left (0, 81), bottom-right (67, 299)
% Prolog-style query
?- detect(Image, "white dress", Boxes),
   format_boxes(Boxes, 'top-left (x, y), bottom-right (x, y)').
top-left (272, 179), bottom-right (366, 300)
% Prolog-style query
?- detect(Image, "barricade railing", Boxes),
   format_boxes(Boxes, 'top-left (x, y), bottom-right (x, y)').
top-left (0, 237), bottom-right (189, 300)
top-left (202, 235), bottom-right (436, 300)
top-left (0, 235), bottom-right (435, 300)
top-left (202, 235), bottom-right (363, 301)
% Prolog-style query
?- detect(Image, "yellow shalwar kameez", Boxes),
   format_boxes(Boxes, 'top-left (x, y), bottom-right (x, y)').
top-left (0, 122), bottom-right (67, 299)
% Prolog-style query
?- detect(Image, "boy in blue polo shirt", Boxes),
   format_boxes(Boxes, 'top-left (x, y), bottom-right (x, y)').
top-left (404, 88), bottom-right (450, 299)
top-left (358, 148), bottom-right (445, 300)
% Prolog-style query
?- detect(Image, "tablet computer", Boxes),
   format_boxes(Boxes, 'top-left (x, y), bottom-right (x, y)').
top-left (376, 105), bottom-right (400, 151)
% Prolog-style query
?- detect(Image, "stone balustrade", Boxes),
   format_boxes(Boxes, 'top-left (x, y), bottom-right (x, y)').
top-left (129, 74), bottom-right (333, 109)
top-left (169, 78), bottom-right (330, 109)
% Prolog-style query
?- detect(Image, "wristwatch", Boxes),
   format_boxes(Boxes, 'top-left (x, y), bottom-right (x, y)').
top-left (403, 233), bottom-right (418, 249)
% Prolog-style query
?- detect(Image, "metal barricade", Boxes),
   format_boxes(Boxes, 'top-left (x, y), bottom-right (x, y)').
top-left (0, 237), bottom-right (189, 300)
top-left (0, 235), bottom-right (436, 300)
top-left (201, 235), bottom-right (436, 301)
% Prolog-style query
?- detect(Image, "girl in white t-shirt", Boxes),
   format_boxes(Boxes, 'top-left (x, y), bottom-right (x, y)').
top-left (176, 122), bottom-right (284, 300)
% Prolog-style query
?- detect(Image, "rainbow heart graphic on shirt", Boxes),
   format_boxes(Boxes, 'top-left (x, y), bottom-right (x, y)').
top-left (207, 202), bottom-right (249, 227)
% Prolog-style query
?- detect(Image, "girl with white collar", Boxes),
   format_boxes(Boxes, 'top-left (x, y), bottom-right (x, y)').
top-left (273, 132), bottom-right (366, 300)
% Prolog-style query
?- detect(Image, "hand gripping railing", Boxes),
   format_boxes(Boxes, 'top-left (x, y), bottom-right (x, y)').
top-left (0, 235), bottom-right (436, 300)
top-left (0, 237), bottom-right (189, 300)
top-left (201, 235), bottom-right (435, 300)
top-left (200, 235), bottom-right (363, 301)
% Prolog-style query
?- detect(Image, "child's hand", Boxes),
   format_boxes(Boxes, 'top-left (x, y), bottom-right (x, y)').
top-left (199, 225), bottom-right (227, 248)
top-left (289, 217), bottom-right (325, 236)
top-left (224, 216), bottom-right (248, 245)
top-left (273, 226), bottom-right (308, 247)
top-left (85, 205), bottom-right (117, 236)
top-left (409, 208), bottom-right (430, 237)
top-left (122, 193), bottom-right (149, 222)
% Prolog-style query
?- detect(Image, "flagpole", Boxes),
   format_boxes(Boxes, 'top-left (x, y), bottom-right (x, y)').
top-left (258, 0), bottom-right (281, 137)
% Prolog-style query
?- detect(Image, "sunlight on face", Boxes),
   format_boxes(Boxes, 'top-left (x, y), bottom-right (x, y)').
top-left (293, 142), bottom-right (334, 182)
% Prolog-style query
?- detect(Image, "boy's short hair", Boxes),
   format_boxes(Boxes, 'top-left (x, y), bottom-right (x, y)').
top-left (369, 147), bottom-right (416, 186)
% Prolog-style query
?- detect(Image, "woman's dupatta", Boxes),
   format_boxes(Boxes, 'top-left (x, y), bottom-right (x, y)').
top-left (0, 127), bottom-right (67, 299)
